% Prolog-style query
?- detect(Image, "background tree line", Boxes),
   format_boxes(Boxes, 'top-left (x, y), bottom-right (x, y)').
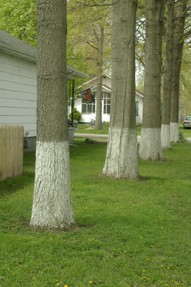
top-left (1, 0), bottom-right (191, 122)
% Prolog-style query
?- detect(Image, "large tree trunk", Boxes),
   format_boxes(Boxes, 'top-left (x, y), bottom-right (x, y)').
top-left (170, 0), bottom-right (187, 143)
top-left (30, 0), bottom-right (75, 230)
top-left (95, 25), bottom-right (104, 130)
top-left (139, 0), bottom-right (165, 160)
top-left (103, 0), bottom-right (139, 179)
top-left (95, 73), bottom-right (102, 129)
top-left (161, 0), bottom-right (174, 149)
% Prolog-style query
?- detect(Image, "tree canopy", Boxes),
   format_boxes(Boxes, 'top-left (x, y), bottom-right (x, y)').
top-left (0, 0), bottom-right (191, 117)
top-left (0, 0), bottom-right (36, 46)
top-left (67, 0), bottom-right (112, 76)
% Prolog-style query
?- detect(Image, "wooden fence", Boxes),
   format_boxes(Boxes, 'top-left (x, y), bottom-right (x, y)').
top-left (0, 125), bottom-right (24, 181)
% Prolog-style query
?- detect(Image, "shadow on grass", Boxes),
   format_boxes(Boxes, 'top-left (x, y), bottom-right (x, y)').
top-left (0, 171), bottom-right (34, 197)
top-left (0, 152), bottom-right (35, 197)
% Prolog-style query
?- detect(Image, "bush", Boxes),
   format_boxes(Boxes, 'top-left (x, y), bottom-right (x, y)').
top-left (69, 108), bottom-right (81, 122)
top-left (179, 131), bottom-right (185, 143)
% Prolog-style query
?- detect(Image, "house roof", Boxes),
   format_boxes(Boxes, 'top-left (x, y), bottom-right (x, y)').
top-left (90, 84), bottom-right (111, 93)
top-left (0, 29), bottom-right (36, 62)
top-left (0, 29), bottom-right (87, 79)
top-left (135, 90), bottom-right (144, 98)
top-left (82, 74), bottom-right (111, 87)
top-left (80, 74), bottom-right (144, 98)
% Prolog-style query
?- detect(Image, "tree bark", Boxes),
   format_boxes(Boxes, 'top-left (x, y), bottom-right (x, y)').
top-left (103, 0), bottom-right (139, 179)
top-left (139, 0), bottom-right (165, 160)
top-left (95, 25), bottom-right (104, 130)
top-left (161, 0), bottom-right (175, 149)
top-left (170, 0), bottom-right (187, 143)
top-left (30, 0), bottom-right (75, 230)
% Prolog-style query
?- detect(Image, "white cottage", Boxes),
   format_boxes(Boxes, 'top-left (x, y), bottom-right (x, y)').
top-left (74, 75), bottom-right (144, 124)
top-left (0, 29), bottom-right (87, 149)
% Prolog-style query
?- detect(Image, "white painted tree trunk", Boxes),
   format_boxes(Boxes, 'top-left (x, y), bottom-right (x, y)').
top-left (161, 0), bottom-right (174, 151)
top-left (30, 141), bottom-right (75, 229)
top-left (161, 124), bottom-right (171, 149)
top-left (139, 128), bottom-right (163, 160)
top-left (103, 128), bottom-right (139, 179)
top-left (170, 2), bottom-right (187, 135)
top-left (170, 122), bottom-right (179, 142)
top-left (103, 0), bottom-right (139, 179)
top-left (139, 0), bottom-right (165, 161)
top-left (30, 0), bottom-right (75, 230)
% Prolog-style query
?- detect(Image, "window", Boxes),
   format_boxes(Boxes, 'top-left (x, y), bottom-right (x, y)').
top-left (82, 93), bottom-right (95, 114)
top-left (136, 101), bottom-right (139, 116)
top-left (103, 92), bottom-right (111, 114)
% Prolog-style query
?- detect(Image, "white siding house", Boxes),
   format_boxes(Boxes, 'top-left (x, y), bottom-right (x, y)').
top-left (0, 29), bottom-right (87, 149)
top-left (74, 75), bottom-right (144, 124)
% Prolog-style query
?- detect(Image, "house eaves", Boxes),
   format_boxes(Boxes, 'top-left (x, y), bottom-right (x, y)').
top-left (90, 85), bottom-right (111, 93)
top-left (136, 90), bottom-right (144, 98)
top-left (0, 29), bottom-right (87, 79)
top-left (0, 42), bottom-right (36, 63)
top-left (66, 65), bottom-right (87, 79)
top-left (82, 74), bottom-right (111, 87)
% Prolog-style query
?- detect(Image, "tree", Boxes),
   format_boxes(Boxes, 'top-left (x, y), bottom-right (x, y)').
top-left (0, 0), bottom-right (36, 46)
top-left (139, 0), bottom-right (165, 160)
top-left (161, 0), bottom-right (175, 149)
top-left (170, 0), bottom-right (188, 142)
top-left (67, 0), bottom-right (112, 129)
top-left (30, 0), bottom-right (75, 230)
top-left (94, 24), bottom-right (104, 130)
top-left (103, 0), bottom-right (139, 179)
top-left (179, 47), bottom-right (191, 116)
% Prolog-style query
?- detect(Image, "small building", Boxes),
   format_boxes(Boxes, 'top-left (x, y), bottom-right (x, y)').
top-left (74, 74), bottom-right (143, 124)
top-left (0, 29), bottom-right (87, 149)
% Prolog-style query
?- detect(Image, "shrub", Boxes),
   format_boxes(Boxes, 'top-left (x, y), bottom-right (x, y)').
top-left (69, 108), bottom-right (81, 122)
top-left (179, 131), bottom-right (185, 143)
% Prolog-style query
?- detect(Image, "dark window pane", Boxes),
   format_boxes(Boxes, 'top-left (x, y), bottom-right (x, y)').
top-left (136, 101), bottom-right (139, 116)
top-left (82, 104), bottom-right (87, 113)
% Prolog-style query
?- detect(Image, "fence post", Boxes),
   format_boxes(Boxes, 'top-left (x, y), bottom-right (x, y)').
top-left (0, 125), bottom-right (24, 181)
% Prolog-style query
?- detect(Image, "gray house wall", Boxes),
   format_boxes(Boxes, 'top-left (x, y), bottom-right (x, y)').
top-left (0, 54), bottom-right (37, 136)
top-left (0, 29), bottom-right (87, 150)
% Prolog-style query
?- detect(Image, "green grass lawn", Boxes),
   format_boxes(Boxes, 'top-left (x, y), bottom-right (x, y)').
top-left (76, 123), bottom-right (109, 134)
top-left (77, 123), bottom-right (191, 139)
top-left (76, 123), bottom-right (143, 135)
top-left (179, 126), bottom-right (191, 139)
top-left (0, 140), bottom-right (191, 287)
